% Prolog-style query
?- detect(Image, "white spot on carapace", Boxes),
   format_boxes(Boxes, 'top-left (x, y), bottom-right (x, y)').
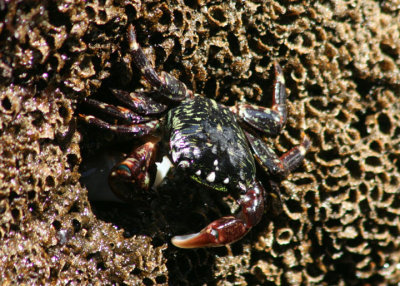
top-left (206, 172), bottom-right (216, 183)
top-left (192, 147), bottom-right (201, 159)
top-left (223, 177), bottom-right (229, 184)
top-left (178, 160), bottom-right (190, 169)
top-left (171, 150), bottom-right (179, 163)
top-left (195, 170), bottom-right (201, 176)
top-left (213, 159), bottom-right (218, 166)
top-left (152, 156), bottom-right (173, 190)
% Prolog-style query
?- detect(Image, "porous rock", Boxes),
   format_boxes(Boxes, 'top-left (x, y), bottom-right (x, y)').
top-left (0, 0), bottom-right (399, 285)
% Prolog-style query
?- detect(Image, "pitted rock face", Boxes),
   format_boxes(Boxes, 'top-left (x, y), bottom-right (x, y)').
top-left (167, 96), bottom-right (256, 191)
top-left (2, 0), bottom-right (400, 284)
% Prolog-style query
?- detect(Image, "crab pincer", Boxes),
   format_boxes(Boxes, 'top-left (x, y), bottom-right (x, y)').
top-left (172, 180), bottom-right (265, 248)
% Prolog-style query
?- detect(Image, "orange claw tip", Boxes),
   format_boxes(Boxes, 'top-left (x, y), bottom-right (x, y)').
top-left (171, 231), bottom-right (219, 249)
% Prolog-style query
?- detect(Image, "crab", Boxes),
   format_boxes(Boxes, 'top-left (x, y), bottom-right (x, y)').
top-left (79, 25), bottom-right (310, 249)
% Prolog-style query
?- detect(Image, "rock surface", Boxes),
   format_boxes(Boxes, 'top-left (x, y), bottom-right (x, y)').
top-left (0, 0), bottom-right (400, 285)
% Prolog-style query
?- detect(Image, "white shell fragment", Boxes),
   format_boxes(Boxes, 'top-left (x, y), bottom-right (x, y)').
top-left (153, 156), bottom-right (173, 190)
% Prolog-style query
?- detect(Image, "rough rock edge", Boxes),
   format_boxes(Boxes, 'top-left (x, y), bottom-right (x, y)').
top-left (0, 0), bottom-right (399, 285)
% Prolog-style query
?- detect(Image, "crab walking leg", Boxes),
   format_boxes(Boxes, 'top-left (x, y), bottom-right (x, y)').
top-left (171, 180), bottom-right (265, 248)
top-left (78, 114), bottom-right (159, 135)
top-left (127, 25), bottom-right (192, 102)
top-left (279, 136), bottom-right (310, 173)
top-left (234, 62), bottom-right (287, 136)
top-left (109, 140), bottom-right (159, 201)
top-left (246, 131), bottom-right (311, 178)
top-left (110, 89), bottom-right (168, 116)
top-left (82, 98), bottom-right (153, 124)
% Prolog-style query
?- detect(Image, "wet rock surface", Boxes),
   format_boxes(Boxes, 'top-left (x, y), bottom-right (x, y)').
top-left (0, 0), bottom-right (400, 285)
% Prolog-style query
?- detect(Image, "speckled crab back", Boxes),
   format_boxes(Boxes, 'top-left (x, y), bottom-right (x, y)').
top-left (167, 95), bottom-right (255, 192)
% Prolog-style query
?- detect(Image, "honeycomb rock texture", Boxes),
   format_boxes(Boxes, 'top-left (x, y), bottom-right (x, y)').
top-left (0, 0), bottom-right (399, 285)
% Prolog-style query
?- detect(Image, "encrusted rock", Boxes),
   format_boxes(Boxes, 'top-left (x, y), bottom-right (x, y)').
top-left (0, 0), bottom-right (399, 285)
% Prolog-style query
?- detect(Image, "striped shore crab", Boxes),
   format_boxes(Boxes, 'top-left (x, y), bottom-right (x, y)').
top-left (79, 25), bottom-right (310, 248)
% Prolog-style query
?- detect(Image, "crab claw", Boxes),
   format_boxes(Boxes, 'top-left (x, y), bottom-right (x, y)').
top-left (171, 216), bottom-right (249, 248)
top-left (172, 180), bottom-right (266, 248)
top-left (108, 141), bottom-right (158, 201)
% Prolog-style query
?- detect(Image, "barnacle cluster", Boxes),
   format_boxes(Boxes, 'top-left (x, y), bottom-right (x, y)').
top-left (0, 0), bottom-right (399, 285)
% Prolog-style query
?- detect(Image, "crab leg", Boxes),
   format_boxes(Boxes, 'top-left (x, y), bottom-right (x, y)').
top-left (171, 180), bottom-right (265, 248)
top-left (246, 131), bottom-right (310, 178)
top-left (234, 62), bottom-right (287, 136)
top-left (127, 25), bottom-right (192, 102)
top-left (78, 113), bottom-right (159, 135)
top-left (110, 89), bottom-right (168, 115)
top-left (82, 98), bottom-right (153, 124)
top-left (109, 140), bottom-right (159, 201)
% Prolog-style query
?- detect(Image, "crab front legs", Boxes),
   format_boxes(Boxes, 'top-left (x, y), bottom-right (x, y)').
top-left (108, 139), bottom-right (159, 201)
top-left (171, 180), bottom-right (265, 248)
